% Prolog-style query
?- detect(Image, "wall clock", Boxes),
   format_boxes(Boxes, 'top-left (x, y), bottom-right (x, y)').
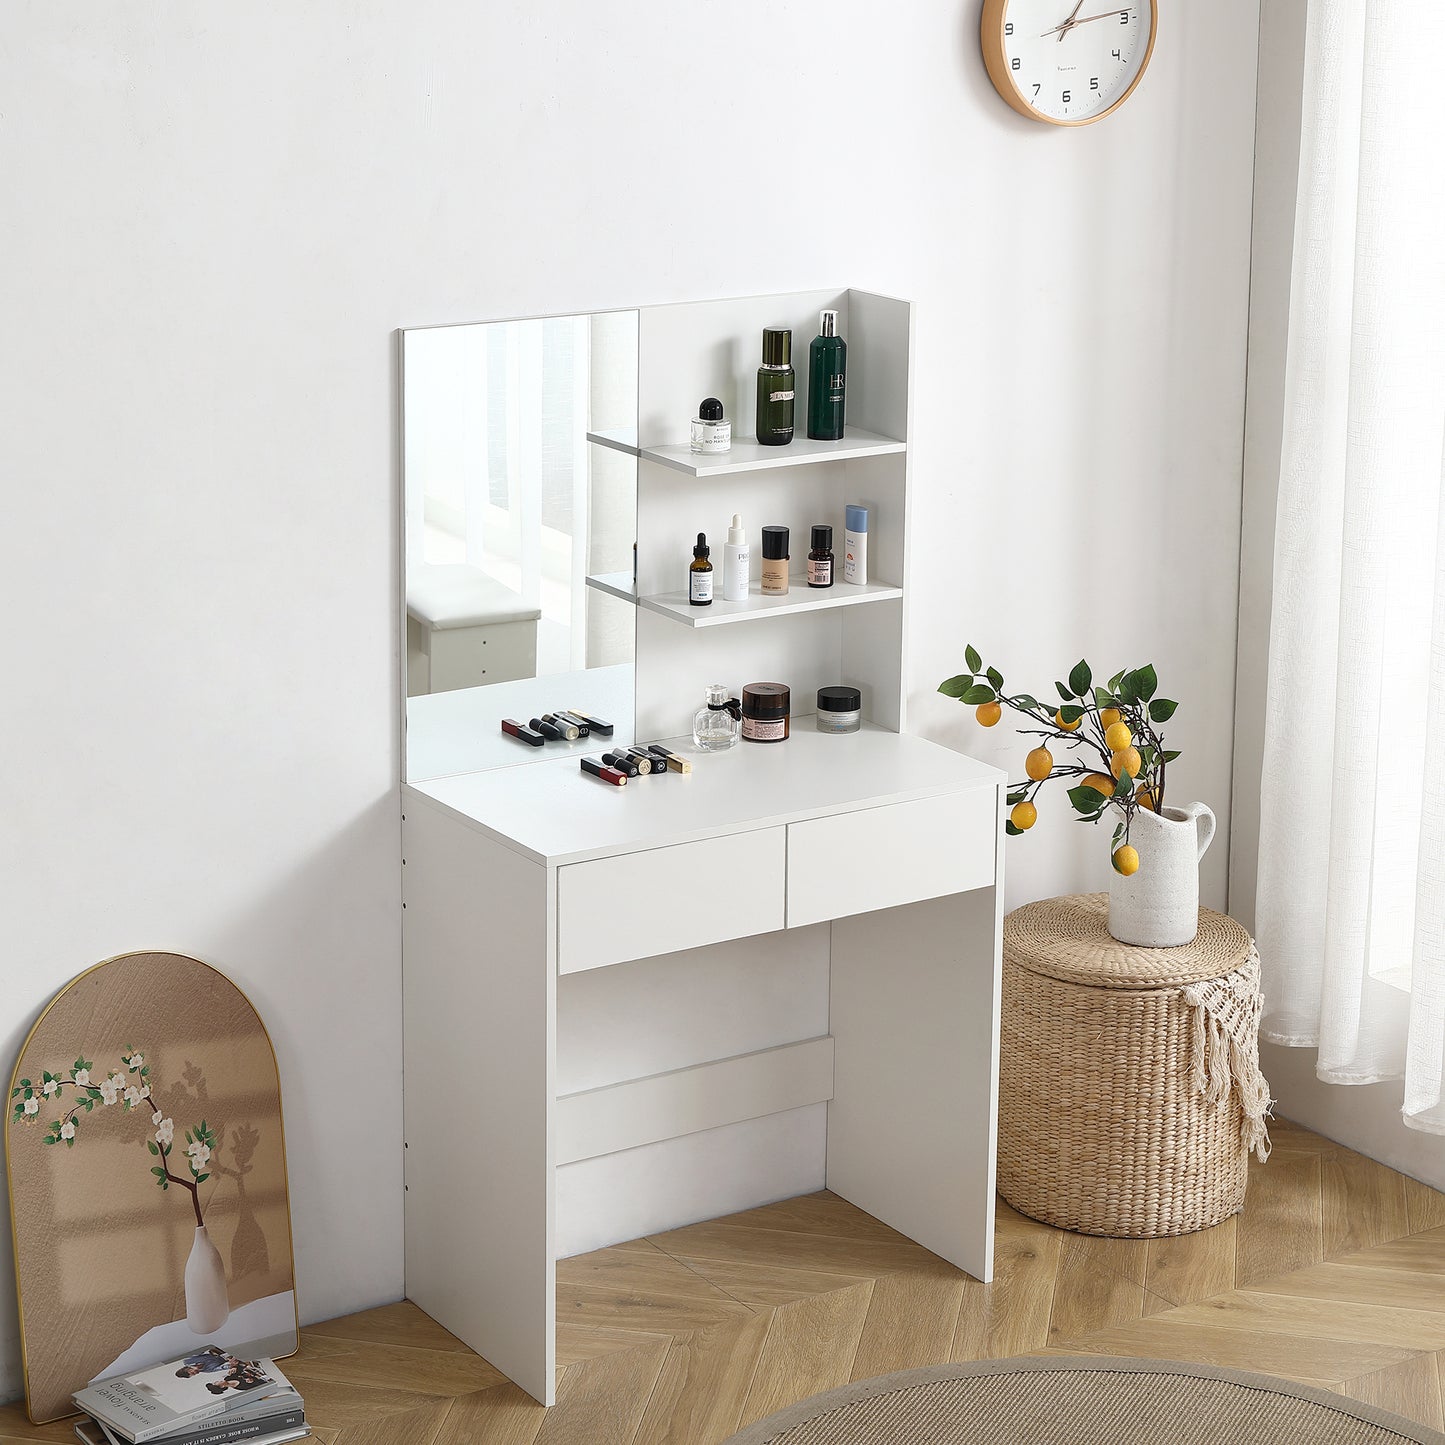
top-left (981, 0), bottom-right (1156, 126)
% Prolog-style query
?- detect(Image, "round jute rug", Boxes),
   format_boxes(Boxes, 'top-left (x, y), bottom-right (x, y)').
top-left (723, 1356), bottom-right (1445, 1444)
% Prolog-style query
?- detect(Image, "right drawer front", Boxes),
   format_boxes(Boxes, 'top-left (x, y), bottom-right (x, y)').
top-left (786, 789), bottom-right (996, 929)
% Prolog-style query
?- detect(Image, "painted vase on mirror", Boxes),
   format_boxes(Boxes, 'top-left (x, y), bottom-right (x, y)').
top-left (185, 1224), bottom-right (231, 1334)
top-left (1107, 802), bottom-right (1216, 948)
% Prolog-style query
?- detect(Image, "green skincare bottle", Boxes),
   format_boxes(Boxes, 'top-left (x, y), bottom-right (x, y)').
top-left (807, 310), bottom-right (846, 441)
top-left (756, 328), bottom-right (795, 446)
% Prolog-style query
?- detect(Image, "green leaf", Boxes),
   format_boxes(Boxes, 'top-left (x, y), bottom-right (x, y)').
top-left (1014, 693), bottom-right (1041, 710)
top-left (1055, 681), bottom-right (1074, 701)
top-left (965, 644), bottom-right (982, 673)
top-left (1108, 670), bottom-right (1125, 690)
top-left (1117, 670), bottom-right (1140, 704)
top-left (1149, 698), bottom-right (1178, 723)
top-left (1006, 789), bottom-right (1029, 806)
top-left (147, 1140), bottom-right (159, 1155)
top-left (1004, 820), bottom-right (1023, 837)
top-left (1163, 749), bottom-right (1182, 762)
top-left (1112, 820), bottom-right (1126, 847)
top-left (985, 666), bottom-right (1004, 691)
top-left (938, 674), bottom-right (973, 698)
top-left (1134, 664), bottom-right (1158, 701)
top-left (1068, 785), bottom-right (1110, 814)
top-left (961, 684), bottom-right (996, 705)
top-left (196, 1172), bottom-right (210, 1184)
top-left (43, 1136), bottom-right (54, 1145)
top-left (10, 1089), bottom-right (18, 1099)
top-left (1058, 704), bottom-right (1086, 725)
top-left (1068, 659), bottom-right (1092, 696)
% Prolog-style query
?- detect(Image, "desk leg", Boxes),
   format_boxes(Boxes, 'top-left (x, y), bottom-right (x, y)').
top-left (402, 798), bottom-right (557, 1403)
top-left (825, 882), bottom-right (1002, 1282)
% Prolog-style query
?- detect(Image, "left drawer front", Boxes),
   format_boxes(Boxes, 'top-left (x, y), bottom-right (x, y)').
top-left (557, 828), bottom-right (787, 975)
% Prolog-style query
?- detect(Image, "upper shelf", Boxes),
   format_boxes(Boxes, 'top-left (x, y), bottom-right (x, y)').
top-left (586, 428), bottom-right (640, 458)
top-left (639, 427), bottom-right (905, 477)
top-left (639, 578), bottom-right (902, 628)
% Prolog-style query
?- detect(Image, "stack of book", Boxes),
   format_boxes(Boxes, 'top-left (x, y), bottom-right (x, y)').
top-left (72, 1348), bottom-right (306, 1445)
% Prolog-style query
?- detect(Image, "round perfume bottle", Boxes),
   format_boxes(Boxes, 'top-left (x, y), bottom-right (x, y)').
top-left (690, 397), bottom-right (732, 454)
top-left (692, 683), bottom-right (740, 751)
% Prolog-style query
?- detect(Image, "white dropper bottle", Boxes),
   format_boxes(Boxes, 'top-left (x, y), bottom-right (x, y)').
top-left (722, 514), bottom-right (750, 602)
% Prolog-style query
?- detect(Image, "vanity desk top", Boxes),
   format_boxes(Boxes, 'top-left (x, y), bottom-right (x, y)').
top-left (405, 724), bottom-right (1004, 868)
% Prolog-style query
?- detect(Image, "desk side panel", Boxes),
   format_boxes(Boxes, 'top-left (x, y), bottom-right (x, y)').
top-left (402, 796), bottom-right (555, 1403)
top-left (825, 788), bottom-right (1002, 1282)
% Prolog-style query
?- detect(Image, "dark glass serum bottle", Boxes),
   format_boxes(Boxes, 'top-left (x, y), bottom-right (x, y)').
top-left (807, 310), bottom-right (847, 441)
top-left (755, 328), bottom-right (795, 446)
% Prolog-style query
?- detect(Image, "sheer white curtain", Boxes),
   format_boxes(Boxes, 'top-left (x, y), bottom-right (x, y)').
top-left (1256, 0), bottom-right (1445, 1131)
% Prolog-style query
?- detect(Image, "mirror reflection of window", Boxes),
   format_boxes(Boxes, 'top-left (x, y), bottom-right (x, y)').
top-left (403, 313), bottom-right (637, 698)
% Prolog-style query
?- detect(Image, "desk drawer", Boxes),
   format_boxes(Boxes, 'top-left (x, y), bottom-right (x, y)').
top-left (557, 829), bottom-right (786, 974)
top-left (786, 789), bottom-right (997, 929)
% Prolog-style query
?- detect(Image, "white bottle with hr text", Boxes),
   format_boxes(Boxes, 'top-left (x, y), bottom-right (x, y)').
top-left (722, 514), bottom-right (750, 602)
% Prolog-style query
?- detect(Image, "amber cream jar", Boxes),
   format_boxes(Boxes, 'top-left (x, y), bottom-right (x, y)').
top-left (740, 683), bottom-right (790, 743)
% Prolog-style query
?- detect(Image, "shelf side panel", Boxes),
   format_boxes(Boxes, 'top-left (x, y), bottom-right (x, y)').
top-left (402, 796), bottom-right (556, 1404)
top-left (846, 291), bottom-right (913, 441)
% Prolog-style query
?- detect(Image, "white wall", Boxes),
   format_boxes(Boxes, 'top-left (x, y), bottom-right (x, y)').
top-left (0, 0), bottom-right (1261, 1399)
top-left (1229, 0), bottom-right (1445, 1191)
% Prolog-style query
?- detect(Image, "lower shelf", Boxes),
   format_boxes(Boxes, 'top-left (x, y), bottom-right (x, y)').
top-left (555, 1035), bottom-right (835, 1166)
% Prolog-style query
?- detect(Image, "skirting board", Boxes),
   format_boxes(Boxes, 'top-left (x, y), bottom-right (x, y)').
top-left (556, 1035), bottom-right (835, 1166)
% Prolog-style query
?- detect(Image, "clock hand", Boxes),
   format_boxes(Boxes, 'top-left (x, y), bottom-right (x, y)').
top-left (1055, 0), bottom-right (1085, 42)
top-left (1042, 6), bottom-right (1132, 38)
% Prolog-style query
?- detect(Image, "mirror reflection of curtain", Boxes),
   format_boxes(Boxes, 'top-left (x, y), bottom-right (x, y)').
top-left (404, 315), bottom-right (635, 677)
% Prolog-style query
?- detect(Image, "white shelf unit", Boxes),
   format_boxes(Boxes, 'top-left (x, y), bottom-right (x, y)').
top-left (401, 289), bottom-right (1003, 1410)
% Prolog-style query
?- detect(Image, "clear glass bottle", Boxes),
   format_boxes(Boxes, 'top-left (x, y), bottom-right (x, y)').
top-left (690, 397), bottom-right (732, 453)
top-left (692, 683), bottom-right (740, 751)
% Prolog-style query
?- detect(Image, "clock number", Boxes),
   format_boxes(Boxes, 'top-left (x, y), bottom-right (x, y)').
top-left (1004, 20), bottom-right (1014, 34)
top-left (1112, 48), bottom-right (1122, 58)
top-left (1090, 76), bottom-right (1099, 90)
top-left (1011, 56), bottom-right (1021, 71)
top-left (1032, 83), bottom-right (1041, 95)
top-left (1062, 89), bottom-right (1071, 103)
top-left (1120, 9), bottom-right (1129, 20)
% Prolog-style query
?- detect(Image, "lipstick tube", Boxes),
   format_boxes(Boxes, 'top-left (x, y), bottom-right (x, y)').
top-left (647, 744), bottom-right (692, 775)
top-left (568, 710), bottom-right (614, 736)
top-left (502, 718), bottom-right (545, 747)
top-left (626, 748), bottom-right (661, 776)
top-left (529, 717), bottom-right (565, 742)
top-left (552, 711), bottom-right (591, 738)
top-left (581, 758), bottom-right (628, 786)
top-left (544, 712), bottom-right (584, 740)
top-left (601, 752), bottom-right (640, 778)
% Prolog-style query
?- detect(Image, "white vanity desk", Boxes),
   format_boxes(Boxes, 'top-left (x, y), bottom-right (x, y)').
top-left (402, 725), bottom-right (1005, 1404)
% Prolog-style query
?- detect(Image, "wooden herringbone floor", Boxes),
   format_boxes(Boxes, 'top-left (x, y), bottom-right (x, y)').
top-left (3, 1117), bottom-right (1443, 1443)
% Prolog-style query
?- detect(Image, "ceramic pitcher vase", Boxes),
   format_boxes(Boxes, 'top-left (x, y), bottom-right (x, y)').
top-left (1107, 802), bottom-right (1217, 947)
top-left (184, 1224), bottom-right (231, 1334)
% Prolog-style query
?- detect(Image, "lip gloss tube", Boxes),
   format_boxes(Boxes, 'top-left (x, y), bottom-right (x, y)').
top-left (601, 752), bottom-right (639, 778)
top-left (529, 716), bottom-right (565, 742)
top-left (552, 711), bottom-right (591, 738)
top-left (647, 744), bottom-right (692, 775)
top-left (581, 757), bottom-right (627, 786)
top-left (568, 710), bottom-right (614, 736)
top-left (502, 718), bottom-right (545, 747)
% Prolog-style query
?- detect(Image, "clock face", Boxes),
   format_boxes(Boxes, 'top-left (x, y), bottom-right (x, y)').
top-left (985, 0), bottom-right (1155, 125)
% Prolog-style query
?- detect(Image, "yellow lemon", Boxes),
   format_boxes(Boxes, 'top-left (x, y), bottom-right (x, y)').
top-left (1099, 707), bottom-right (1122, 730)
top-left (976, 701), bottom-right (1002, 727)
top-left (1104, 721), bottom-right (1133, 751)
top-left (1025, 747), bottom-right (1054, 782)
top-left (1011, 801), bottom-right (1037, 831)
top-left (1136, 788), bottom-right (1157, 812)
top-left (1054, 709), bottom-right (1081, 732)
top-left (1112, 845), bottom-right (1140, 876)
top-left (1082, 772), bottom-right (1116, 798)
top-left (1110, 746), bottom-right (1142, 781)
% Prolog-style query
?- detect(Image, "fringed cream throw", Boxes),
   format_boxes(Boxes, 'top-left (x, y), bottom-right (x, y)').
top-left (1182, 946), bottom-right (1273, 1161)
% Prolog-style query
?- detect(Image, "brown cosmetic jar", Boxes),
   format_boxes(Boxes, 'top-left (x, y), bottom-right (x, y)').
top-left (740, 683), bottom-right (790, 743)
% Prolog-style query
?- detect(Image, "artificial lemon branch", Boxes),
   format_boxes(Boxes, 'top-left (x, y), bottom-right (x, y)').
top-left (939, 649), bottom-right (1181, 875)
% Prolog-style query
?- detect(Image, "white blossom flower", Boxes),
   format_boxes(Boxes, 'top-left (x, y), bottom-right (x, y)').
top-left (127, 1053), bottom-right (144, 1070)
top-left (41, 1079), bottom-right (58, 1097)
top-left (152, 1109), bottom-right (164, 1126)
top-left (123, 1084), bottom-right (144, 1106)
top-left (59, 1121), bottom-right (75, 1140)
top-left (155, 1118), bottom-right (174, 1148)
top-left (22, 1098), bottom-right (38, 1116)
top-left (186, 1139), bottom-right (210, 1171)
top-left (138, 1084), bottom-right (150, 1100)
top-left (74, 1069), bottom-right (90, 1088)
top-left (98, 1077), bottom-right (120, 1106)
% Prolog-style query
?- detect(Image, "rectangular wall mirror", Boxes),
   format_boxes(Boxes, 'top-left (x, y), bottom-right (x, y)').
top-left (402, 310), bottom-right (639, 781)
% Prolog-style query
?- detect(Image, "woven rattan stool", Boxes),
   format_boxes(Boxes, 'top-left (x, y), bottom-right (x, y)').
top-left (999, 893), bottom-right (1271, 1238)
